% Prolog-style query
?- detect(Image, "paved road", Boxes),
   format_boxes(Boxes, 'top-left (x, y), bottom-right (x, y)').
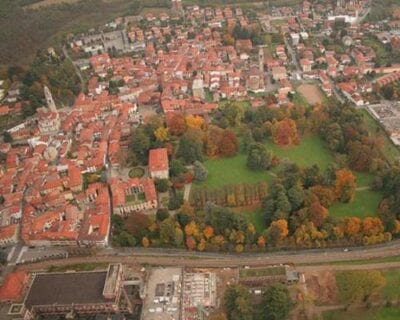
top-left (16, 239), bottom-right (400, 271)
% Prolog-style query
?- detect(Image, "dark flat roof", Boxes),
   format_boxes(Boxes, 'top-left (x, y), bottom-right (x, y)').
top-left (25, 271), bottom-right (109, 308)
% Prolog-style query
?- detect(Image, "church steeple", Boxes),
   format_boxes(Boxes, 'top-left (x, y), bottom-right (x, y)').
top-left (44, 85), bottom-right (57, 113)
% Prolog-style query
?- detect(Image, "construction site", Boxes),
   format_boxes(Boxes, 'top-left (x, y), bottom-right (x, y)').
top-left (142, 267), bottom-right (219, 320)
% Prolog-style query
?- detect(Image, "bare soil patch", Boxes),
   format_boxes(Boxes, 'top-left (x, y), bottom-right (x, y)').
top-left (297, 84), bottom-right (323, 105)
top-left (305, 270), bottom-right (337, 305)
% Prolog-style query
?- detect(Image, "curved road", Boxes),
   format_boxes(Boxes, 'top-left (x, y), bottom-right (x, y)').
top-left (17, 240), bottom-right (400, 271)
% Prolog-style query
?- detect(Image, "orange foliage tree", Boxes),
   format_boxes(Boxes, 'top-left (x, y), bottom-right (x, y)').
top-left (204, 225), bottom-right (214, 240)
top-left (343, 217), bottom-right (361, 238)
top-left (169, 114), bottom-right (187, 136)
top-left (184, 221), bottom-right (200, 238)
top-left (257, 235), bottom-right (266, 248)
top-left (308, 202), bottom-right (329, 227)
top-left (186, 236), bottom-right (197, 250)
top-left (362, 217), bottom-right (384, 237)
top-left (218, 129), bottom-right (238, 157)
top-left (334, 169), bottom-right (356, 203)
top-left (185, 115), bottom-right (205, 130)
top-left (272, 118), bottom-right (300, 146)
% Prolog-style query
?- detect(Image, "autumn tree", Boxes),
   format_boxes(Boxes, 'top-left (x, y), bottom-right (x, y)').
top-left (219, 129), bottom-right (239, 157)
top-left (205, 125), bottom-right (224, 157)
top-left (185, 115), bottom-right (204, 130)
top-left (334, 169), bottom-right (356, 203)
top-left (293, 222), bottom-right (325, 248)
top-left (307, 202), bottom-right (329, 228)
top-left (362, 217), bottom-right (384, 237)
top-left (204, 225), bottom-right (214, 240)
top-left (142, 237), bottom-right (149, 248)
top-left (271, 118), bottom-right (299, 146)
top-left (343, 217), bottom-right (362, 239)
top-left (154, 126), bottom-right (169, 142)
top-left (186, 236), bottom-right (197, 250)
top-left (184, 221), bottom-right (200, 238)
top-left (267, 219), bottom-right (289, 246)
top-left (257, 235), bottom-right (266, 248)
top-left (169, 114), bottom-right (187, 136)
top-left (309, 185), bottom-right (336, 208)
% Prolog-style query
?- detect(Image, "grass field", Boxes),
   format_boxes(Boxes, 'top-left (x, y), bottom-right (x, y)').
top-left (323, 307), bottom-right (400, 320)
top-left (354, 171), bottom-right (375, 188)
top-left (264, 135), bottom-right (334, 171)
top-left (329, 189), bottom-right (382, 219)
top-left (233, 207), bottom-right (265, 232)
top-left (360, 109), bottom-right (400, 163)
top-left (195, 136), bottom-right (333, 189)
top-left (381, 269), bottom-right (400, 300)
top-left (194, 154), bottom-right (273, 189)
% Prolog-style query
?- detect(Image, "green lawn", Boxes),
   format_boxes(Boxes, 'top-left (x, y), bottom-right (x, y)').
top-left (329, 189), bottom-right (382, 219)
top-left (235, 207), bottom-right (265, 233)
top-left (323, 307), bottom-right (400, 320)
top-left (247, 209), bottom-right (265, 233)
top-left (264, 136), bottom-right (334, 171)
top-left (196, 136), bottom-right (334, 189)
top-left (218, 99), bottom-right (251, 109)
top-left (382, 270), bottom-right (400, 300)
top-left (354, 171), bottom-right (375, 188)
top-left (360, 109), bottom-right (400, 163)
top-left (194, 154), bottom-right (273, 189)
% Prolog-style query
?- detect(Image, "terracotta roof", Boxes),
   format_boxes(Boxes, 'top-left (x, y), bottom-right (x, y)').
top-left (148, 148), bottom-right (169, 173)
top-left (0, 271), bottom-right (28, 302)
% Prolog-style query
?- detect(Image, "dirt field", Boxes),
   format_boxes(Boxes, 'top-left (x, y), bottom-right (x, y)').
top-left (305, 270), bottom-right (337, 305)
top-left (297, 84), bottom-right (324, 105)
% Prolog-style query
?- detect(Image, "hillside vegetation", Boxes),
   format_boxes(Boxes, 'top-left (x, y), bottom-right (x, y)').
top-left (0, 0), bottom-right (163, 69)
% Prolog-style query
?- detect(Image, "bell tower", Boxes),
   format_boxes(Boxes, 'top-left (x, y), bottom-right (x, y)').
top-left (44, 85), bottom-right (57, 113)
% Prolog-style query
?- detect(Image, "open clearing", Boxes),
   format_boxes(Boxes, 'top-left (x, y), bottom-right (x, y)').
top-left (194, 154), bottom-right (273, 190)
top-left (329, 189), bottom-right (382, 219)
top-left (265, 135), bottom-right (334, 171)
top-left (297, 84), bottom-right (324, 105)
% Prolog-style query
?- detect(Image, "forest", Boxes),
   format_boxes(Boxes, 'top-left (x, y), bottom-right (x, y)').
top-left (0, 0), bottom-right (148, 69)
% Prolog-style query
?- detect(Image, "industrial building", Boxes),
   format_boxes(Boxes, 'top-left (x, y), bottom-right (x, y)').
top-left (10, 264), bottom-right (141, 319)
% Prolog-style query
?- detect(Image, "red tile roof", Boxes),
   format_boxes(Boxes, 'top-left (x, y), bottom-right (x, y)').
top-left (148, 148), bottom-right (169, 173)
top-left (0, 271), bottom-right (28, 302)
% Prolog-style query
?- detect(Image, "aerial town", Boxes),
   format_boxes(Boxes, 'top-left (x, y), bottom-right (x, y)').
top-left (0, 0), bottom-right (399, 319)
